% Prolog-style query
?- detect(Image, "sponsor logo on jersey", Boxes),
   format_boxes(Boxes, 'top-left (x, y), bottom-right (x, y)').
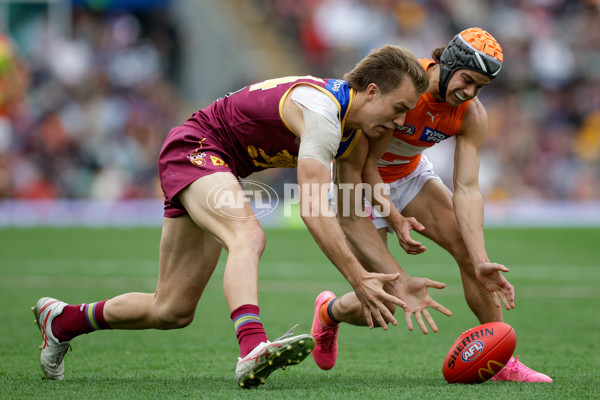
top-left (395, 124), bottom-right (416, 136)
top-left (187, 151), bottom-right (207, 167)
top-left (426, 111), bottom-right (439, 122)
top-left (210, 155), bottom-right (229, 167)
top-left (328, 79), bottom-right (345, 92)
top-left (419, 127), bottom-right (451, 143)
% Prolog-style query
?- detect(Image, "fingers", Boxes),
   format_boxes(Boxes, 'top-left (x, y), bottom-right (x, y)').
top-left (490, 262), bottom-right (509, 273)
top-left (424, 278), bottom-right (447, 290)
top-left (492, 292), bottom-right (501, 308)
top-left (401, 240), bottom-right (427, 254)
top-left (403, 236), bottom-right (424, 247)
top-left (363, 308), bottom-right (375, 329)
top-left (364, 306), bottom-right (397, 330)
top-left (401, 234), bottom-right (425, 248)
top-left (499, 286), bottom-right (515, 310)
top-left (423, 309), bottom-right (438, 333)
top-left (402, 243), bottom-right (427, 255)
top-left (374, 311), bottom-right (389, 331)
top-left (405, 310), bottom-right (439, 334)
top-left (414, 311), bottom-right (428, 334)
top-left (497, 264), bottom-right (509, 273)
top-left (397, 220), bottom-right (427, 254)
top-left (373, 308), bottom-right (392, 330)
top-left (361, 295), bottom-right (400, 330)
top-left (431, 301), bottom-right (453, 317)
top-left (404, 310), bottom-right (414, 332)
top-left (500, 292), bottom-right (511, 310)
top-left (380, 291), bottom-right (406, 309)
top-left (375, 296), bottom-right (399, 328)
top-left (491, 279), bottom-right (515, 310)
top-left (382, 272), bottom-right (401, 282)
top-left (407, 217), bottom-right (425, 232)
top-left (506, 283), bottom-right (515, 309)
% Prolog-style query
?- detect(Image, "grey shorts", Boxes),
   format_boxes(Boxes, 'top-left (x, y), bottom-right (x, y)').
top-left (371, 156), bottom-right (442, 232)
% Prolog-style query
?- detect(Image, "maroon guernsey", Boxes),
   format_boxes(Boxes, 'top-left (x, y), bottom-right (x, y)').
top-left (158, 75), bottom-right (361, 217)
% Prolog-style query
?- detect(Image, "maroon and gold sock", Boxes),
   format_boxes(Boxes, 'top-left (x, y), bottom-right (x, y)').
top-left (230, 304), bottom-right (268, 357)
top-left (51, 301), bottom-right (112, 342)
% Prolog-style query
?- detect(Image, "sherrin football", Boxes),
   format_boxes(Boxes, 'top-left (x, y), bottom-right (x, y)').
top-left (443, 322), bottom-right (516, 384)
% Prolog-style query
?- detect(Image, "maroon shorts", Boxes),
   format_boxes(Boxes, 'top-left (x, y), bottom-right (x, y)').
top-left (158, 125), bottom-right (238, 218)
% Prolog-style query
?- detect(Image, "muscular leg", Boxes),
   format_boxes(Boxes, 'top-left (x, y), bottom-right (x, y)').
top-left (104, 214), bottom-right (223, 329)
top-left (104, 172), bottom-right (266, 329)
top-left (178, 173), bottom-right (266, 312)
top-left (401, 179), bottom-right (501, 323)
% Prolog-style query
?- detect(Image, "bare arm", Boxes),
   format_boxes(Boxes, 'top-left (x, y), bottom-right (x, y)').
top-left (362, 134), bottom-right (427, 255)
top-left (297, 158), bottom-right (406, 329)
top-left (336, 135), bottom-right (451, 333)
top-left (454, 98), bottom-right (515, 309)
top-left (283, 90), bottom-right (407, 329)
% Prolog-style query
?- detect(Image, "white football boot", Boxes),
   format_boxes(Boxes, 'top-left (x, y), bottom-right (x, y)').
top-left (32, 297), bottom-right (71, 380)
top-left (235, 326), bottom-right (315, 388)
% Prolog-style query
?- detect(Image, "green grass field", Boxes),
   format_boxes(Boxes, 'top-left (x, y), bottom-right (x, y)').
top-left (0, 226), bottom-right (599, 399)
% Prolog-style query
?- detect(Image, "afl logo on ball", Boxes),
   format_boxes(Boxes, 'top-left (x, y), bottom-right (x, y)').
top-left (461, 340), bottom-right (484, 362)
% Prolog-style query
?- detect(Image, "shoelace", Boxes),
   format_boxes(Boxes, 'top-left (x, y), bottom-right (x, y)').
top-left (510, 355), bottom-right (538, 377)
top-left (314, 328), bottom-right (335, 351)
top-left (500, 355), bottom-right (534, 379)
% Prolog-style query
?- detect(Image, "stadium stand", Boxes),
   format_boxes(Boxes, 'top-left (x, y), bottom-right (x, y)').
top-left (0, 0), bottom-right (599, 226)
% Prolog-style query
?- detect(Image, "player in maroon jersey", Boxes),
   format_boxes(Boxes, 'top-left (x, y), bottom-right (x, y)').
top-left (32, 45), bottom-right (451, 388)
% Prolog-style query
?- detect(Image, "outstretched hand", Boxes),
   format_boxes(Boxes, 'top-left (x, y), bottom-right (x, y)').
top-left (475, 262), bottom-right (515, 310)
top-left (394, 216), bottom-right (427, 255)
top-left (394, 277), bottom-right (452, 334)
top-left (354, 272), bottom-right (407, 330)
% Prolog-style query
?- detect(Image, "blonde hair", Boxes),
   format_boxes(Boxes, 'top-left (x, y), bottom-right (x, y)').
top-left (344, 45), bottom-right (429, 95)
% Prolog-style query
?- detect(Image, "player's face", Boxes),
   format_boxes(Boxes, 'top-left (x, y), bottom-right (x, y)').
top-left (446, 69), bottom-right (491, 107)
top-left (360, 79), bottom-right (420, 138)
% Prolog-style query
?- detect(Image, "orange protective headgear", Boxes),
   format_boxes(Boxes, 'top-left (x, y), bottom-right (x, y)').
top-left (438, 27), bottom-right (503, 100)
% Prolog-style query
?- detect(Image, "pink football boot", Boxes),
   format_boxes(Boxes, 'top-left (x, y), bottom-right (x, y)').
top-left (492, 355), bottom-right (553, 382)
top-left (311, 291), bottom-right (339, 370)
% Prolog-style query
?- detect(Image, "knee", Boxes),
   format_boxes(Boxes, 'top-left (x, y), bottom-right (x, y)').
top-left (249, 226), bottom-right (266, 255)
top-left (155, 306), bottom-right (195, 330)
top-left (231, 224), bottom-right (266, 257)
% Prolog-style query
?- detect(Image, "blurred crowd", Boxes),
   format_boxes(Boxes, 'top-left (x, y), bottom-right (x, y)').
top-left (247, 0), bottom-right (600, 200)
top-left (1, 0), bottom-right (599, 204)
top-left (0, 5), bottom-right (183, 201)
